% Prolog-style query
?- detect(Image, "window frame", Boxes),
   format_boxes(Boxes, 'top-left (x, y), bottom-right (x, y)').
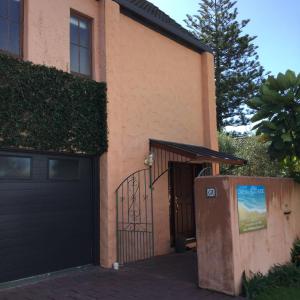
top-left (70, 9), bottom-right (93, 79)
top-left (0, 154), bottom-right (32, 180)
top-left (0, 0), bottom-right (24, 58)
top-left (47, 157), bottom-right (80, 181)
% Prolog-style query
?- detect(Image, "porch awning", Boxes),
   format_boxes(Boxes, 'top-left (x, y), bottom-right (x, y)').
top-left (150, 139), bottom-right (247, 166)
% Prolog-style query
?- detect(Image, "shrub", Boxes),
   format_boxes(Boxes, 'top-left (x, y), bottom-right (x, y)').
top-left (242, 264), bottom-right (300, 299)
top-left (218, 132), bottom-right (282, 177)
top-left (255, 287), bottom-right (300, 300)
top-left (242, 271), bottom-right (270, 299)
top-left (0, 53), bottom-right (107, 155)
top-left (291, 238), bottom-right (300, 267)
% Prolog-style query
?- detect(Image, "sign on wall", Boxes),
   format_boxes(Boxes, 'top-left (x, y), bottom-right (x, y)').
top-left (206, 187), bottom-right (217, 198)
top-left (237, 185), bottom-right (267, 233)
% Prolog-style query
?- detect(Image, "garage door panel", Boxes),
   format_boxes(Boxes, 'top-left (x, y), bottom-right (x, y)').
top-left (0, 221), bottom-right (92, 246)
top-left (0, 207), bottom-right (92, 224)
top-left (0, 189), bottom-right (91, 203)
top-left (0, 181), bottom-right (89, 192)
top-left (0, 198), bottom-right (92, 216)
top-left (0, 184), bottom-right (92, 212)
top-left (0, 245), bottom-right (91, 283)
top-left (0, 210), bottom-right (93, 238)
top-left (0, 151), bottom-right (95, 283)
top-left (0, 234), bottom-right (92, 261)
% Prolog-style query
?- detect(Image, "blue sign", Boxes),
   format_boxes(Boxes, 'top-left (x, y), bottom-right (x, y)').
top-left (237, 185), bottom-right (267, 233)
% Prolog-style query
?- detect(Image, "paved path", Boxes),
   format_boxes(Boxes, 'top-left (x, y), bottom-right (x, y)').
top-left (0, 252), bottom-right (244, 300)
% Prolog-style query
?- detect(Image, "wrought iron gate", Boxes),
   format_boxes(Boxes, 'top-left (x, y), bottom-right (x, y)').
top-left (116, 169), bottom-right (154, 264)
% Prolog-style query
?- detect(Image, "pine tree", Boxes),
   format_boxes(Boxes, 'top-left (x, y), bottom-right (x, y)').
top-left (185, 0), bottom-right (266, 130)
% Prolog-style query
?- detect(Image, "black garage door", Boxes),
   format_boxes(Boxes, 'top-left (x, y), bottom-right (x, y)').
top-left (0, 150), bottom-right (95, 283)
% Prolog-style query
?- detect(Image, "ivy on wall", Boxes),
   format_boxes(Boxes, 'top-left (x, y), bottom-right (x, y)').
top-left (0, 54), bottom-right (107, 155)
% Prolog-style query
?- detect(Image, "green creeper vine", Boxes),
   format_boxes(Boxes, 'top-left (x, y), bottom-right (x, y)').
top-left (0, 54), bottom-right (107, 155)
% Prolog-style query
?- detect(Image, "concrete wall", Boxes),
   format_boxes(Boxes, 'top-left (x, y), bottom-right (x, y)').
top-left (194, 176), bottom-right (300, 296)
top-left (101, 1), bottom-right (217, 267)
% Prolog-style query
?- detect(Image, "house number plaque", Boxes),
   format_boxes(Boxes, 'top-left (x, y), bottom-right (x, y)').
top-left (206, 187), bottom-right (217, 198)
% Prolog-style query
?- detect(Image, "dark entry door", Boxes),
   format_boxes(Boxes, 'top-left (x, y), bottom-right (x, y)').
top-left (0, 150), bottom-right (94, 283)
top-left (170, 163), bottom-right (197, 244)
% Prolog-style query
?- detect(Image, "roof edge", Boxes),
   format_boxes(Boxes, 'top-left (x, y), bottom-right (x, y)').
top-left (150, 139), bottom-right (247, 166)
top-left (113, 0), bottom-right (213, 54)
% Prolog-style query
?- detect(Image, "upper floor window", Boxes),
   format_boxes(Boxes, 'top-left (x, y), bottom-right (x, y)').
top-left (70, 12), bottom-right (92, 77)
top-left (0, 0), bottom-right (22, 57)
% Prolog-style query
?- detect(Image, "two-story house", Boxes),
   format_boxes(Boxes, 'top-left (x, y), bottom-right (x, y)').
top-left (0, 0), bottom-right (244, 283)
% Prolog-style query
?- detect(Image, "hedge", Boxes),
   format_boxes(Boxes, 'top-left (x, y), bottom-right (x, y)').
top-left (0, 54), bottom-right (107, 155)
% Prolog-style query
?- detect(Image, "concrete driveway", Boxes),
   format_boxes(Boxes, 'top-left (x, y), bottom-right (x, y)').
top-left (0, 252), bottom-right (244, 300)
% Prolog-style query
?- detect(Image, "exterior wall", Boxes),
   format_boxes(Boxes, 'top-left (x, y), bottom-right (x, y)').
top-left (194, 176), bottom-right (300, 296)
top-left (22, 0), bottom-right (108, 266)
top-left (23, 0), bottom-right (106, 81)
top-left (21, 0), bottom-right (217, 268)
top-left (102, 1), bottom-right (217, 267)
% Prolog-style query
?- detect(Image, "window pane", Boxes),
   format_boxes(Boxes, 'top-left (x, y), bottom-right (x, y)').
top-left (79, 47), bottom-right (91, 76)
top-left (0, 156), bottom-right (31, 179)
top-left (0, 0), bottom-right (8, 17)
top-left (70, 14), bottom-right (92, 77)
top-left (49, 159), bottom-right (79, 180)
top-left (79, 19), bottom-right (90, 48)
top-left (70, 44), bottom-right (79, 73)
top-left (9, 0), bottom-right (20, 22)
top-left (70, 15), bottom-right (78, 44)
top-left (0, 18), bottom-right (8, 51)
top-left (9, 21), bottom-right (19, 55)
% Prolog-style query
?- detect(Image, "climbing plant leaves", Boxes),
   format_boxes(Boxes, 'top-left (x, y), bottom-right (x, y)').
top-left (0, 54), bottom-right (107, 155)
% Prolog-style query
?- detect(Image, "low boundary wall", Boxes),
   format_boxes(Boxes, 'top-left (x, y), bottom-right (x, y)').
top-left (194, 176), bottom-right (300, 295)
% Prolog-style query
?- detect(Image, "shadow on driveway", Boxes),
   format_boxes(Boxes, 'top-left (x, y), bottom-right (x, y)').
top-left (0, 251), bottom-right (244, 300)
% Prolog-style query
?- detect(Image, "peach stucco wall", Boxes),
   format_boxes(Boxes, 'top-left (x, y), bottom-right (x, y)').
top-left (195, 176), bottom-right (300, 296)
top-left (22, 0), bottom-right (217, 268)
top-left (24, 0), bottom-right (106, 81)
top-left (101, 1), bottom-right (217, 267)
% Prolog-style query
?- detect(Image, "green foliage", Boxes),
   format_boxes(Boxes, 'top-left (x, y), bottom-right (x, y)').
top-left (249, 70), bottom-right (300, 181)
top-left (218, 132), bottom-right (281, 177)
top-left (218, 131), bottom-right (236, 156)
top-left (185, 0), bottom-right (266, 129)
top-left (0, 53), bottom-right (107, 155)
top-left (242, 264), bottom-right (300, 299)
top-left (242, 271), bottom-right (270, 299)
top-left (255, 287), bottom-right (300, 300)
top-left (291, 239), bottom-right (300, 267)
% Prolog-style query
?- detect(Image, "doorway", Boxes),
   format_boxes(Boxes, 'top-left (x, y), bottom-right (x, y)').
top-left (169, 162), bottom-right (206, 247)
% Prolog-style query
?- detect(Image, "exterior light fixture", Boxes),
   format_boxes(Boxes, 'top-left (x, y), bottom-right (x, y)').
top-left (144, 153), bottom-right (154, 167)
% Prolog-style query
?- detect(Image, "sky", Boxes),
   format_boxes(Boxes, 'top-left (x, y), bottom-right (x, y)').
top-left (148, 0), bottom-right (300, 75)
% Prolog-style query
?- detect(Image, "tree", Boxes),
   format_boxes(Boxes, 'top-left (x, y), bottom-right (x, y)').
top-left (218, 132), bottom-right (281, 177)
top-left (248, 70), bottom-right (300, 180)
top-left (185, 0), bottom-right (266, 130)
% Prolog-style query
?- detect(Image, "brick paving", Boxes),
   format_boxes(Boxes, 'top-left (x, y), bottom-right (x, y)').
top-left (0, 252), bottom-right (244, 300)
